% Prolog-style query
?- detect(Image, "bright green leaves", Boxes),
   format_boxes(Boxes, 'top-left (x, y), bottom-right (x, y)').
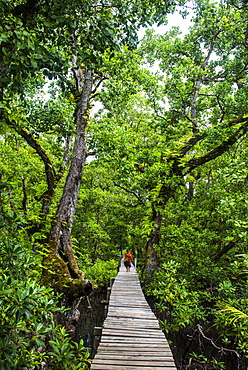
top-left (74, 162), bottom-right (146, 261)
top-left (47, 327), bottom-right (91, 369)
top-left (86, 7), bottom-right (248, 360)
top-left (141, 1), bottom-right (248, 128)
top-left (0, 228), bottom-right (90, 370)
top-left (81, 259), bottom-right (118, 287)
top-left (27, 93), bottom-right (75, 137)
top-left (0, 137), bottom-right (48, 218)
top-left (216, 299), bottom-right (248, 356)
top-left (145, 260), bottom-right (210, 331)
top-left (0, 13), bottom-right (41, 88)
top-left (0, 0), bottom-right (180, 92)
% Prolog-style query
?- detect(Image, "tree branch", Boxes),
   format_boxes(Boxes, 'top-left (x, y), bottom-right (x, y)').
top-left (21, 176), bottom-right (27, 215)
top-left (184, 119), bottom-right (248, 173)
top-left (197, 324), bottom-right (240, 358)
top-left (91, 76), bottom-right (108, 96)
top-left (11, 124), bottom-right (55, 193)
top-left (190, 30), bottom-right (221, 133)
top-left (113, 182), bottom-right (145, 205)
top-left (213, 240), bottom-right (239, 263)
top-left (179, 132), bottom-right (206, 157)
top-left (5, 121), bottom-right (56, 220)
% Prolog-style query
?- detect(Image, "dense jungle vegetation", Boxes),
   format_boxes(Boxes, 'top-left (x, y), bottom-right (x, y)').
top-left (0, 0), bottom-right (248, 368)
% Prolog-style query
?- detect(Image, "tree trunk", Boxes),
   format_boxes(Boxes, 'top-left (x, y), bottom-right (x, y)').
top-left (145, 184), bottom-right (177, 275)
top-left (42, 68), bottom-right (94, 299)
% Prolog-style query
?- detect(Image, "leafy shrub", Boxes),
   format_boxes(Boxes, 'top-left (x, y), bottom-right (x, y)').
top-left (0, 222), bottom-right (91, 369)
top-left (83, 258), bottom-right (118, 287)
top-left (216, 301), bottom-right (248, 357)
top-left (47, 326), bottom-right (91, 369)
top-left (145, 260), bottom-right (211, 332)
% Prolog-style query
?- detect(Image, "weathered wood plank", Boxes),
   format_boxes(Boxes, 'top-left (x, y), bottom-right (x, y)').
top-left (92, 359), bottom-right (176, 366)
top-left (104, 321), bottom-right (159, 327)
top-left (104, 322), bottom-right (160, 328)
top-left (97, 347), bottom-right (171, 357)
top-left (105, 322), bottom-right (159, 328)
top-left (107, 313), bottom-right (158, 319)
top-left (104, 324), bottom-right (161, 330)
top-left (91, 366), bottom-right (176, 370)
top-left (108, 306), bottom-right (152, 310)
top-left (102, 330), bottom-right (165, 337)
top-left (102, 331), bottom-right (165, 336)
top-left (98, 342), bottom-right (171, 347)
top-left (105, 316), bottom-right (158, 324)
top-left (100, 338), bottom-right (168, 344)
top-left (104, 323), bottom-right (161, 329)
top-left (93, 355), bottom-right (175, 361)
top-left (109, 304), bottom-right (151, 307)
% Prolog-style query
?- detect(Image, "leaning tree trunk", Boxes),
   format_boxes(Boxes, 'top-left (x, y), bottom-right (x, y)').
top-left (145, 185), bottom-right (177, 276)
top-left (42, 67), bottom-right (94, 299)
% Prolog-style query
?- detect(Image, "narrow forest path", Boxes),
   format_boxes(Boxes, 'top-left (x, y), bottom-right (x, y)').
top-left (90, 262), bottom-right (177, 369)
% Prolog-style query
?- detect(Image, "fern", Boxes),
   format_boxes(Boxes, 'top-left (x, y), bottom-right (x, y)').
top-left (217, 302), bottom-right (248, 325)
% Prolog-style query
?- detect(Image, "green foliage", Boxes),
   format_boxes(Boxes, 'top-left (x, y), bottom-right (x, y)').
top-left (73, 162), bottom-right (147, 261)
top-left (0, 0), bottom-right (248, 367)
top-left (0, 217), bottom-right (90, 369)
top-left (81, 5), bottom-right (248, 357)
top-left (189, 352), bottom-right (226, 370)
top-left (81, 257), bottom-right (118, 287)
top-left (26, 89), bottom-right (75, 138)
top-left (0, 135), bottom-right (60, 232)
top-left (47, 326), bottom-right (91, 369)
top-left (0, 0), bottom-right (179, 94)
top-left (216, 302), bottom-right (248, 356)
top-left (145, 261), bottom-right (211, 331)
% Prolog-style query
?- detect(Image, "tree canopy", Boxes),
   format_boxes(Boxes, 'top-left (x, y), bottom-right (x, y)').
top-left (1, 0), bottom-right (248, 368)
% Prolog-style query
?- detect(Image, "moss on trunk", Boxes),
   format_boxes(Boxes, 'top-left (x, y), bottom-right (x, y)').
top-left (42, 249), bottom-right (92, 299)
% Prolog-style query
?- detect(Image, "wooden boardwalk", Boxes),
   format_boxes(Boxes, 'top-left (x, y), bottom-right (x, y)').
top-left (90, 263), bottom-right (177, 370)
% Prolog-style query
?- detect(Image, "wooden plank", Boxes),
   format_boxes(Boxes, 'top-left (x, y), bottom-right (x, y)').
top-left (92, 359), bottom-right (176, 366)
top-left (106, 315), bottom-right (157, 320)
top-left (104, 323), bottom-right (160, 329)
top-left (101, 330), bottom-right (165, 336)
top-left (97, 350), bottom-right (172, 355)
top-left (99, 342), bottom-right (170, 350)
top-left (103, 325), bottom-right (161, 331)
top-left (104, 318), bottom-right (159, 323)
top-left (105, 316), bottom-right (158, 324)
top-left (91, 366), bottom-right (176, 370)
top-left (104, 323), bottom-right (161, 329)
top-left (105, 318), bottom-right (158, 323)
top-left (99, 339), bottom-right (169, 346)
top-left (105, 315), bottom-right (157, 320)
top-left (100, 335), bottom-right (166, 341)
top-left (107, 307), bottom-right (152, 312)
top-left (102, 329), bottom-right (165, 336)
top-left (93, 355), bottom-right (175, 361)
top-left (107, 313), bottom-right (158, 319)
top-left (104, 324), bottom-right (161, 330)
top-left (108, 303), bottom-right (149, 307)
top-left (108, 302), bottom-right (151, 306)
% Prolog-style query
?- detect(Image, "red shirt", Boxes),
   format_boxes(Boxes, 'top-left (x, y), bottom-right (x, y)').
top-left (125, 253), bottom-right (132, 261)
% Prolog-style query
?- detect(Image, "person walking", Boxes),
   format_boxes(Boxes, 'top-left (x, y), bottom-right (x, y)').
top-left (124, 251), bottom-right (132, 272)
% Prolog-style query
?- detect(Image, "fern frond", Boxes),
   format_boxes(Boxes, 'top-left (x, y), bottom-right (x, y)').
top-left (217, 302), bottom-right (248, 325)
